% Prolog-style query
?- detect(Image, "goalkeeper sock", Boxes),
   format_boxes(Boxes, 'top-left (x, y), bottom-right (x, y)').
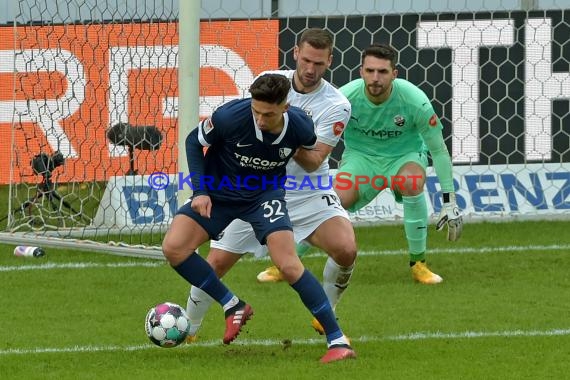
top-left (402, 193), bottom-right (428, 263)
top-left (409, 259), bottom-right (426, 267)
top-left (186, 285), bottom-right (215, 335)
top-left (322, 257), bottom-right (354, 310)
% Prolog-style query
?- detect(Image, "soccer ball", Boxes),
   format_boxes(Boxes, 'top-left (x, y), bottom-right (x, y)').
top-left (144, 302), bottom-right (190, 348)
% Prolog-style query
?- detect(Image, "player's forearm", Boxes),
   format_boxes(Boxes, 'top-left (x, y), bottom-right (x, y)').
top-left (431, 149), bottom-right (455, 194)
top-left (422, 130), bottom-right (455, 193)
top-left (293, 148), bottom-right (323, 172)
top-left (293, 142), bottom-right (332, 172)
top-left (185, 130), bottom-right (208, 195)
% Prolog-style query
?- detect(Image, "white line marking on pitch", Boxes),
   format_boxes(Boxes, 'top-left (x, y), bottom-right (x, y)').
top-left (324, 243), bottom-right (570, 257)
top-left (1, 328), bottom-right (569, 356)
top-left (0, 261), bottom-right (165, 272)
top-left (1, 243), bottom-right (568, 272)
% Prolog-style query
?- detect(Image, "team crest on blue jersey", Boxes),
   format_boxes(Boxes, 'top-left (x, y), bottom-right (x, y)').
top-left (394, 115), bottom-right (405, 127)
top-left (279, 147), bottom-right (292, 159)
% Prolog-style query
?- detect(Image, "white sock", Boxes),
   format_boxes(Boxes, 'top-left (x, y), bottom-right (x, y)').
top-left (186, 286), bottom-right (214, 336)
top-left (328, 335), bottom-right (351, 348)
top-left (322, 257), bottom-right (354, 311)
top-left (222, 295), bottom-right (239, 313)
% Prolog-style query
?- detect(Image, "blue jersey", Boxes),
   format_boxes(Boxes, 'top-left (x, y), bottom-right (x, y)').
top-left (185, 98), bottom-right (317, 203)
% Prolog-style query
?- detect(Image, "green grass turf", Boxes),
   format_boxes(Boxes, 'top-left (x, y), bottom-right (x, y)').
top-left (0, 220), bottom-right (569, 379)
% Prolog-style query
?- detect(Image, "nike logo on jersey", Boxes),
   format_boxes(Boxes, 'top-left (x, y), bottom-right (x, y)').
top-left (269, 216), bottom-right (284, 223)
top-left (236, 142), bottom-right (253, 147)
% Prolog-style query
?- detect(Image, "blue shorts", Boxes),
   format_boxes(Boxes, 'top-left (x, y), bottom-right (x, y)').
top-left (176, 190), bottom-right (292, 245)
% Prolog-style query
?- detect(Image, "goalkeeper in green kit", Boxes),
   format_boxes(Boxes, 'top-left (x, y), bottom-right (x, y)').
top-left (335, 43), bottom-right (463, 284)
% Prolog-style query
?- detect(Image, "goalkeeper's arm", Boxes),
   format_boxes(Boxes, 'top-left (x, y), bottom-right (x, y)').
top-left (422, 131), bottom-right (463, 241)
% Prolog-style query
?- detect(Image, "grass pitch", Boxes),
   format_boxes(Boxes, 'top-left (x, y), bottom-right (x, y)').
top-left (1, 220), bottom-right (569, 379)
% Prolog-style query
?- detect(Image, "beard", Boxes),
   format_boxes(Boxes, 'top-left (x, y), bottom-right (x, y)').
top-left (367, 84), bottom-right (385, 96)
top-left (299, 72), bottom-right (320, 88)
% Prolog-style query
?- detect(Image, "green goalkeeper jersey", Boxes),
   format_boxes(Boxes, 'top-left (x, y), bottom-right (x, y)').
top-left (340, 77), bottom-right (455, 192)
top-left (341, 77), bottom-right (440, 157)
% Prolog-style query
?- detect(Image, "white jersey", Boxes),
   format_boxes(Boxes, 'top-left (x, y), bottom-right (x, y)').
top-left (261, 70), bottom-right (351, 194)
top-left (210, 70), bottom-right (351, 254)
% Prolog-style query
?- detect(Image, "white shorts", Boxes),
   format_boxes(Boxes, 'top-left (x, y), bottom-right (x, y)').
top-left (210, 189), bottom-right (350, 257)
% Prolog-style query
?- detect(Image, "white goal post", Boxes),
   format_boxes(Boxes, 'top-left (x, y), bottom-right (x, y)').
top-left (0, 1), bottom-right (569, 258)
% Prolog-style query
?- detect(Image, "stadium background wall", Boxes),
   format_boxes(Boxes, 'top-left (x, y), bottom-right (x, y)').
top-left (0, 3), bottom-right (567, 252)
top-left (279, 12), bottom-right (570, 168)
top-left (0, 11), bottom-right (568, 185)
top-left (0, 11), bottom-right (570, 183)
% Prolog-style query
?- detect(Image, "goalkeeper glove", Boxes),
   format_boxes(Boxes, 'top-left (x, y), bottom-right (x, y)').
top-left (436, 192), bottom-right (463, 241)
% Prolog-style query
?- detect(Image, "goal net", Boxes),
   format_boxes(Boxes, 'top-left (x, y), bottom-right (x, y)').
top-left (1, 1), bottom-right (569, 257)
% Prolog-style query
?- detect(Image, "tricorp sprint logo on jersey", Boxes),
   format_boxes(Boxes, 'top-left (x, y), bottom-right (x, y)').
top-left (233, 152), bottom-right (287, 170)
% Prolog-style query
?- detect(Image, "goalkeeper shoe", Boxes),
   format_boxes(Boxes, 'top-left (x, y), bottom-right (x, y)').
top-left (320, 344), bottom-right (357, 364)
top-left (311, 319), bottom-right (352, 346)
top-left (223, 301), bottom-right (253, 344)
top-left (311, 318), bottom-right (325, 335)
top-left (185, 334), bottom-right (198, 344)
top-left (411, 261), bottom-right (443, 284)
top-left (256, 265), bottom-right (284, 283)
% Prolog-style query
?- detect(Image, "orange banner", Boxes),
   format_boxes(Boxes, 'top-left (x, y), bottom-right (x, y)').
top-left (0, 20), bottom-right (279, 184)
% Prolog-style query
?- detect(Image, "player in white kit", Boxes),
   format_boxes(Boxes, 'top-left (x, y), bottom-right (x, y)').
top-left (185, 28), bottom-right (357, 339)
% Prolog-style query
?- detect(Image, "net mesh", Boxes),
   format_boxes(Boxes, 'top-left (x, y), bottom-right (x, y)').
top-left (1, 1), bottom-right (568, 257)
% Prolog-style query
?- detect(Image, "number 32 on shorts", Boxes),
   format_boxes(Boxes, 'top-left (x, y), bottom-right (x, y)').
top-left (262, 199), bottom-right (286, 223)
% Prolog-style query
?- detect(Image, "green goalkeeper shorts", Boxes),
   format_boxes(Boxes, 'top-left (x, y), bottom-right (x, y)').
top-left (337, 149), bottom-right (429, 212)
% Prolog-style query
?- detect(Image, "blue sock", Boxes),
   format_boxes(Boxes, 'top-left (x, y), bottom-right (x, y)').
top-left (291, 269), bottom-right (343, 343)
top-left (173, 253), bottom-right (233, 305)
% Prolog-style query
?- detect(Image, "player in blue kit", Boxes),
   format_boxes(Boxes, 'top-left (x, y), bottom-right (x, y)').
top-left (185, 28), bottom-right (356, 341)
top-left (161, 73), bottom-right (355, 363)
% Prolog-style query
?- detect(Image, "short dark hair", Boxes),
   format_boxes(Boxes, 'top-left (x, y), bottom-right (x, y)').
top-left (298, 28), bottom-right (334, 53)
top-left (249, 73), bottom-right (291, 104)
top-left (361, 43), bottom-right (398, 69)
